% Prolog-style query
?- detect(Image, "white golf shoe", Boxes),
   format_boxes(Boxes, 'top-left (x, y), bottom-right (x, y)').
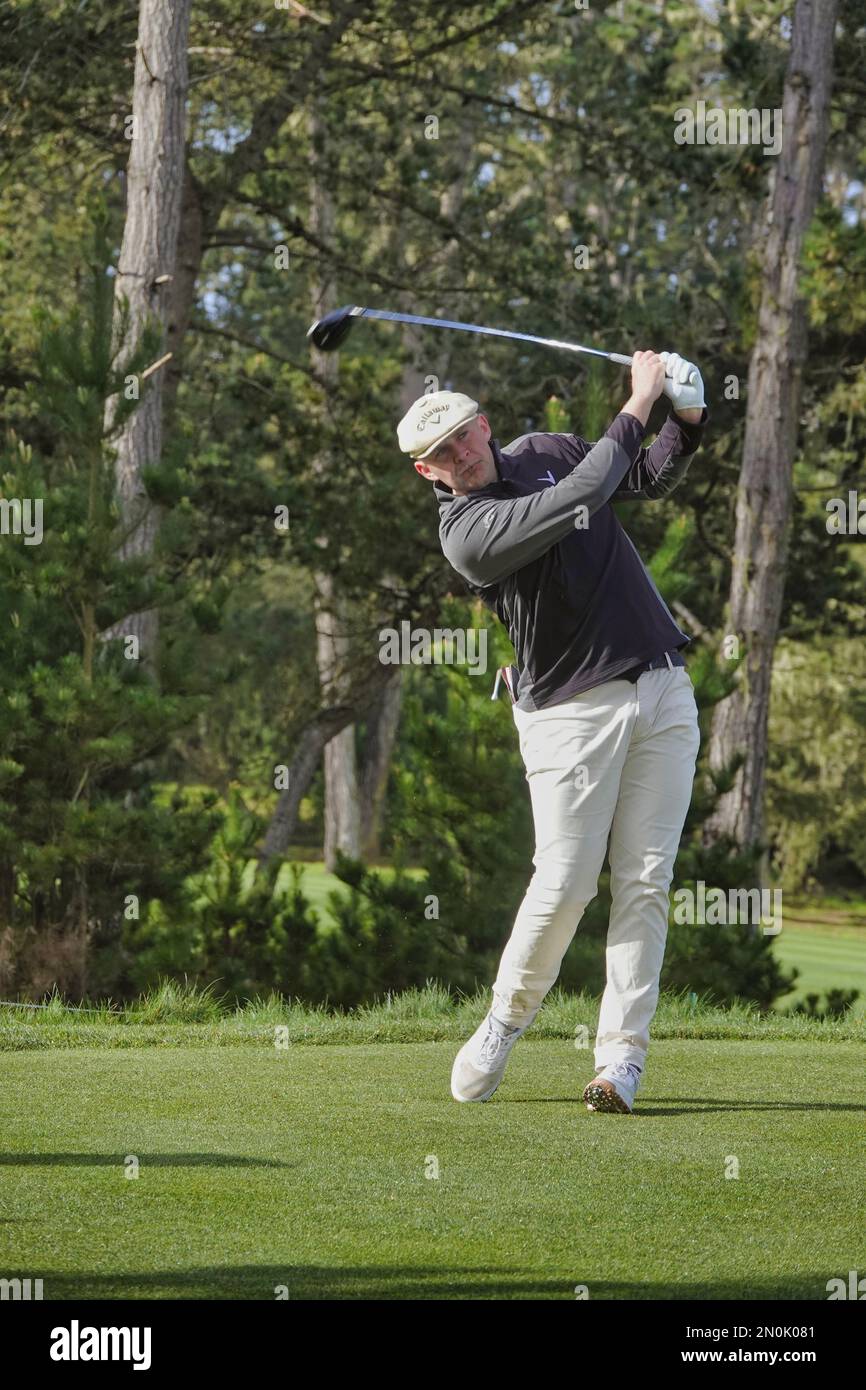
top-left (583, 1060), bottom-right (643, 1114)
top-left (451, 1010), bottom-right (531, 1102)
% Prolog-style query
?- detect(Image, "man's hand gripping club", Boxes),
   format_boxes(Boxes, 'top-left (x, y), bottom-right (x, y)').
top-left (622, 350), bottom-right (705, 426)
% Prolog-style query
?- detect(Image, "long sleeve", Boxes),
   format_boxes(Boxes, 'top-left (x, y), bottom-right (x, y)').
top-left (605, 407), bottom-right (707, 500)
top-left (440, 435), bottom-right (634, 588)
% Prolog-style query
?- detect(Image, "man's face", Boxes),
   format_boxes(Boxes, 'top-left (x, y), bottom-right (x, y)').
top-left (413, 414), bottom-right (497, 495)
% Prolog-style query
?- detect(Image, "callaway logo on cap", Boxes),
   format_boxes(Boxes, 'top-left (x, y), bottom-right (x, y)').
top-left (397, 390), bottom-right (480, 460)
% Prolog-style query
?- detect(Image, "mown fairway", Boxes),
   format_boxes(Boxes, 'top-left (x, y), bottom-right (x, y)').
top-left (773, 905), bottom-right (866, 1015)
top-left (1, 1039), bottom-right (863, 1300)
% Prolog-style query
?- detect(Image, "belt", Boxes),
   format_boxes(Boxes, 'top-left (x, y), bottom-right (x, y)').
top-left (620, 648), bottom-right (686, 684)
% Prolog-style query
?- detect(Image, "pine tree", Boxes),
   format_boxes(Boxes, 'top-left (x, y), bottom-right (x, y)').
top-left (0, 215), bottom-right (218, 1000)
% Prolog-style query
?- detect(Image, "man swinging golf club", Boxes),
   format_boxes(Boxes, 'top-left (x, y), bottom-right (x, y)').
top-left (396, 350), bottom-right (706, 1114)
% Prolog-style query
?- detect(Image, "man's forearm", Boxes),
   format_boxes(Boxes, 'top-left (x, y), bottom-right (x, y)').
top-left (620, 393), bottom-right (655, 428)
top-left (605, 400), bottom-right (707, 499)
top-left (620, 399), bottom-right (704, 428)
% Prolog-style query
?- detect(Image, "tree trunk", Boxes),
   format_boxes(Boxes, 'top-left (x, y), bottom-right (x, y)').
top-left (103, 0), bottom-right (191, 671)
top-left (316, 575), bottom-right (363, 870)
top-left (359, 669), bottom-right (403, 861)
top-left (703, 0), bottom-right (838, 859)
top-left (306, 97), bottom-right (362, 871)
top-left (149, 2), bottom-right (362, 430)
top-left (257, 668), bottom-right (395, 865)
top-left (257, 708), bottom-right (346, 868)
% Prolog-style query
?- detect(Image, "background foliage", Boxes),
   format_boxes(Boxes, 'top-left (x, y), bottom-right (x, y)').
top-left (0, 0), bottom-right (864, 1012)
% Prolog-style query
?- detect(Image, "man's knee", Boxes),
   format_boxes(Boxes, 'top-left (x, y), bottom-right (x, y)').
top-left (529, 856), bottom-right (599, 908)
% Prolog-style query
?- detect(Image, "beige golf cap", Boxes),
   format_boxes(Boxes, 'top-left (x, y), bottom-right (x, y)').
top-left (397, 390), bottom-right (480, 460)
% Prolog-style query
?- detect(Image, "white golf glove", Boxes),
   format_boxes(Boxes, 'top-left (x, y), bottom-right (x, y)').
top-left (660, 351), bottom-right (705, 411)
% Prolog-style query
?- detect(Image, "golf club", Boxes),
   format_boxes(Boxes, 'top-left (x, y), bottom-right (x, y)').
top-left (307, 304), bottom-right (698, 385)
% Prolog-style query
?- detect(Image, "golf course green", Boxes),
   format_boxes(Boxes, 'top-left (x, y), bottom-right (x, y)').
top-left (1, 1035), bottom-right (862, 1300)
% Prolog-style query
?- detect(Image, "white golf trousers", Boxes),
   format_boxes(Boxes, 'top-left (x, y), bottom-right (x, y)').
top-left (492, 662), bottom-right (701, 1071)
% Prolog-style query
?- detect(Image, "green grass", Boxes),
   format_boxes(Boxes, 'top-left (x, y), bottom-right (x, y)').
top-left (773, 924), bottom-right (866, 1015)
top-left (788, 893), bottom-right (866, 917)
top-left (1, 983), bottom-right (864, 1050)
top-left (771, 896), bottom-right (866, 1012)
top-left (272, 859), bottom-right (423, 928)
top-left (0, 1039), bottom-right (862, 1299)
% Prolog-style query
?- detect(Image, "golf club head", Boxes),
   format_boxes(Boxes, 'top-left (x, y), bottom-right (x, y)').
top-left (307, 305), bottom-right (358, 351)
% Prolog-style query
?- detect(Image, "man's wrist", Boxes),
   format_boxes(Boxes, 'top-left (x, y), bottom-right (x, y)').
top-left (621, 393), bottom-right (656, 428)
top-left (673, 405), bottom-right (704, 423)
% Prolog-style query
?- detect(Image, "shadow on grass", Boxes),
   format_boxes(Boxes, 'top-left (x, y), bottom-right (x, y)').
top-left (10, 1266), bottom-right (835, 1300)
top-left (503, 1097), bottom-right (866, 1114)
top-left (0, 1153), bottom-right (294, 1168)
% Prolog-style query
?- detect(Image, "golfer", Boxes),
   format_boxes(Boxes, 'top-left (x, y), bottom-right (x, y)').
top-left (396, 351), bottom-right (707, 1113)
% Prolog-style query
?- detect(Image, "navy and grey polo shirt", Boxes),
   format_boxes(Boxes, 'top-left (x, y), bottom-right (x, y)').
top-left (434, 406), bottom-right (708, 711)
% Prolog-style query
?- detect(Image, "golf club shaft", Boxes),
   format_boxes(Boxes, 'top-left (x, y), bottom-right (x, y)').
top-left (346, 306), bottom-right (634, 368)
